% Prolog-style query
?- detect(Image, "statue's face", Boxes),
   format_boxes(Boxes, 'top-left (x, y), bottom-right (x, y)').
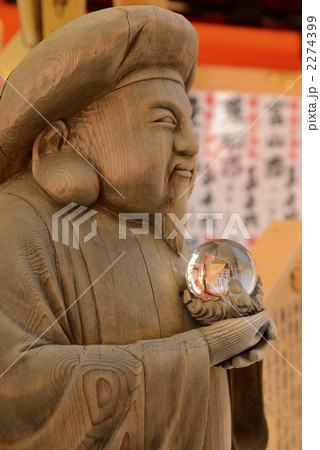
top-left (76, 78), bottom-right (199, 212)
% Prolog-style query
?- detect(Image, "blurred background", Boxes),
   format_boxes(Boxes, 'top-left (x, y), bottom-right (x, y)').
top-left (0, 1), bottom-right (302, 449)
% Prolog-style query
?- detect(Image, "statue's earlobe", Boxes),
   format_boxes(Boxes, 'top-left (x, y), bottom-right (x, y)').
top-left (32, 121), bottom-right (100, 206)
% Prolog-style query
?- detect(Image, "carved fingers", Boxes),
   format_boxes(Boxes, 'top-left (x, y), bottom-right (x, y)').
top-left (218, 318), bottom-right (278, 369)
top-left (226, 279), bottom-right (252, 316)
top-left (183, 276), bottom-right (277, 368)
top-left (219, 339), bottom-right (269, 369)
top-left (264, 318), bottom-right (278, 341)
top-left (183, 274), bottom-right (264, 325)
top-left (253, 275), bottom-right (264, 305)
top-left (199, 309), bottom-right (270, 366)
top-left (226, 276), bottom-right (264, 318)
top-left (183, 289), bottom-right (229, 325)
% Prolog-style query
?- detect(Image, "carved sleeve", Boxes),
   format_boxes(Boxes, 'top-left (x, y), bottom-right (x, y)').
top-left (0, 194), bottom-right (145, 449)
top-left (0, 194), bottom-right (210, 449)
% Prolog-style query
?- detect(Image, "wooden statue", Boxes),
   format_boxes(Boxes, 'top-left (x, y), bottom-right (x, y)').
top-left (0, 6), bottom-right (276, 449)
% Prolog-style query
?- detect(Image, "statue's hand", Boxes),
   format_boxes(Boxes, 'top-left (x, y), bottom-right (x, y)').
top-left (183, 289), bottom-right (229, 324)
top-left (226, 274), bottom-right (264, 318)
top-left (183, 275), bottom-right (277, 367)
top-left (218, 318), bottom-right (278, 369)
top-left (198, 309), bottom-right (272, 366)
top-left (183, 275), bottom-right (264, 325)
top-left (213, 275), bottom-right (278, 368)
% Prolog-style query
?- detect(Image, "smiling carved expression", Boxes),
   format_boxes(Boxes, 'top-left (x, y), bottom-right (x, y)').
top-left (68, 77), bottom-right (199, 213)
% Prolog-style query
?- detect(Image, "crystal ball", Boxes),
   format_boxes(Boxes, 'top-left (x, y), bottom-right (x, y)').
top-left (186, 239), bottom-right (258, 300)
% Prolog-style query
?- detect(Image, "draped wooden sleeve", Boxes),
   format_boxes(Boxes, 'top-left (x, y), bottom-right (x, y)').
top-left (0, 190), bottom-right (211, 449)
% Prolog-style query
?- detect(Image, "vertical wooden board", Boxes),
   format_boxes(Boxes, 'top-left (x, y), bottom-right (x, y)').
top-left (0, 31), bottom-right (32, 79)
top-left (251, 220), bottom-right (302, 449)
top-left (41, 0), bottom-right (87, 38)
top-left (113, 1), bottom-right (168, 7)
top-left (0, 18), bottom-right (3, 50)
top-left (17, 0), bottom-right (42, 47)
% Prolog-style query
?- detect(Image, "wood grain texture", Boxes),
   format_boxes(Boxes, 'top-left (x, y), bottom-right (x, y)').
top-left (0, 171), bottom-right (271, 449)
top-left (229, 362), bottom-right (268, 450)
top-left (0, 6), bottom-right (198, 184)
top-left (183, 276), bottom-right (264, 325)
top-left (200, 310), bottom-right (270, 367)
top-left (0, 6), bottom-right (273, 449)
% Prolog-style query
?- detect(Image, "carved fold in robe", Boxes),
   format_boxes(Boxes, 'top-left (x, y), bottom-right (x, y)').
top-left (0, 172), bottom-right (236, 449)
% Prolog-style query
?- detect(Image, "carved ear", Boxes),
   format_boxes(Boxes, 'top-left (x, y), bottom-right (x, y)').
top-left (32, 120), bottom-right (70, 162)
top-left (32, 121), bottom-right (100, 206)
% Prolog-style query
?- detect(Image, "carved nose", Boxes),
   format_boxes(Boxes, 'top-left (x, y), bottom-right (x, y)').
top-left (173, 123), bottom-right (199, 156)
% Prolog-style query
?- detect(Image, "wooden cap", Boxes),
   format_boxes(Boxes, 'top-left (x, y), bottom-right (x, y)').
top-left (0, 6), bottom-right (198, 183)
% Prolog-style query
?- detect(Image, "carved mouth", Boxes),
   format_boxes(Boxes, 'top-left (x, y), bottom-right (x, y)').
top-left (172, 163), bottom-right (194, 178)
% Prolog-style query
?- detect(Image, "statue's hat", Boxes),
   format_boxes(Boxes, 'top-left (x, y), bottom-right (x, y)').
top-left (0, 6), bottom-right (198, 183)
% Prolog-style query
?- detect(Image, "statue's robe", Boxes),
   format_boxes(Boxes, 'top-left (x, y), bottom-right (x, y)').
top-left (0, 173), bottom-right (266, 449)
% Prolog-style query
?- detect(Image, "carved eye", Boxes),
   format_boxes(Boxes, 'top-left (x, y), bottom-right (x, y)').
top-left (154, 116), bottom-right (176, 126)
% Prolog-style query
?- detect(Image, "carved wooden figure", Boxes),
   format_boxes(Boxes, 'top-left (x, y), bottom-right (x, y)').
top-left (0, 6), bottom-right (276, 449)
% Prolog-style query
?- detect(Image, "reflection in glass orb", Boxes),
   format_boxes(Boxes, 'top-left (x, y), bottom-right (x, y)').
top-left (186, 239), bottom-right (258, 300)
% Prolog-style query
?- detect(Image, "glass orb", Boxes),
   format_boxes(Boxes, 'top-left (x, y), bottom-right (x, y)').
top-left (186, 239), bottom-right (258, 300)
